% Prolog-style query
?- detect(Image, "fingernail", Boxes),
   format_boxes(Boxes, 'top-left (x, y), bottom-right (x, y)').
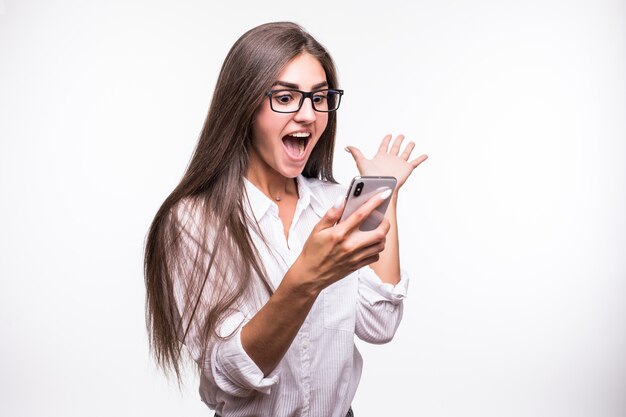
top-left (333, 195), bottom-right (345, 209)
top-left (380, 189), bottom-right (392, 200)
top-left (344, 147), bottom-right (350, 152)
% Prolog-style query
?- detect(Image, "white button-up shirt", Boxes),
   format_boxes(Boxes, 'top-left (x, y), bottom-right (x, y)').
top-left (173, 175), bottom-right (408, 417)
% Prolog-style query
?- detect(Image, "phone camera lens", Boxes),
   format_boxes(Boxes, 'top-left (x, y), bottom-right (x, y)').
top-left (354, 182), bottom-right (363, 196)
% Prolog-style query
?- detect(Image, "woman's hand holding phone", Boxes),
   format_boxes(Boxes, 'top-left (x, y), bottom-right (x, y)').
top-left (291, 190), bottom-right (391, 295)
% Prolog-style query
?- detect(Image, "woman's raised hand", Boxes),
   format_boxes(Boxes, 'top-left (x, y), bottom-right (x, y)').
top-left (293, 192), bottom-right (391, 294)
top-left (345, 134), bottom-right (428, 189)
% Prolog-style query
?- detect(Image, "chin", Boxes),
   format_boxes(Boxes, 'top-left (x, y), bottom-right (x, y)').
top-left (277, 162), bottom-right (307, 178)
top-left (280, 168), bottom-right (304, 179)
top-left (276, 156), bottom-right (310, 178)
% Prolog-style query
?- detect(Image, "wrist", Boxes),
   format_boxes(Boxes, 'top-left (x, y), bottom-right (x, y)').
top-left (388, 191), bottom-right (399, 209)
top-left (281, 259), bottom-right (323, 300)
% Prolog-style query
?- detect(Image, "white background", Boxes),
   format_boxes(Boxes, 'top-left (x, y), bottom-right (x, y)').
top-left (1, 1), bottom-right (625, 416)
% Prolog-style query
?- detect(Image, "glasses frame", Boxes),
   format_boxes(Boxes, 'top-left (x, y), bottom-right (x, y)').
top-left (265, 88), bottom-right (344, 113)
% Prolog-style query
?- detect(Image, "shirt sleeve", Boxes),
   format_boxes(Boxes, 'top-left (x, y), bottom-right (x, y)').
top-left (182, 309), bottom-right (280, 399)
top-left (355, 265), bottom-right (409, 344)
top-left (210, 314), bottom-right (280, 397)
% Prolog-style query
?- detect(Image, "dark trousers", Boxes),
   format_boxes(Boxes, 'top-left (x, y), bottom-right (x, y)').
top-left (216, 407), bottom-right (354, 417)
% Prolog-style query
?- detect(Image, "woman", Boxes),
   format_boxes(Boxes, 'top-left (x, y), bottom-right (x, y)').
top-left (144, 21), bottom-right (427, 417)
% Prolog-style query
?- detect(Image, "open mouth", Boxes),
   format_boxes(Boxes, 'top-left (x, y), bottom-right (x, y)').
top-left (282, 132), bottom-right (310, 159)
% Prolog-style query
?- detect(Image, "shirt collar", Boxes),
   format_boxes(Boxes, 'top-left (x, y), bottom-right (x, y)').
top-left (243, 175), bottom-right (327, 222)
top-left (243, 177), bottom-right (274, 222)
top-left (295, 175), bottom-right (327, 218)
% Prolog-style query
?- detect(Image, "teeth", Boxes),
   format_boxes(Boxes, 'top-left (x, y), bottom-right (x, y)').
top-left (289, 132), bottom-right (310, 138)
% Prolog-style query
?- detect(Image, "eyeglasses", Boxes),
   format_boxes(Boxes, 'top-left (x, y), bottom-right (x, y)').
top-left (266, 88), bottom-right (344, 113)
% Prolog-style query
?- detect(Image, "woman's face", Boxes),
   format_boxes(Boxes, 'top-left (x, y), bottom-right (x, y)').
top-left (249, 52), bottom-right (329, 179)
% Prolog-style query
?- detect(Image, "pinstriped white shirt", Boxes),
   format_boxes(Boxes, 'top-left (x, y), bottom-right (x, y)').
top-left (174, 175), bottom-right (409, 417)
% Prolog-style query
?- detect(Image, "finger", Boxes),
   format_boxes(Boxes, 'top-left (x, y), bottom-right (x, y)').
top-left (343, 226), bottom-right (387, 254)
top-left (353, 254), bottom-right (380, 269)
top-left (345, 146), bottom-right (366, 174)
top-left (356, 239), bottom-right (386, 260)
top-left (409, 154), bottom-right (429, 169)
top-left (345, 146), bottom-right (365, 164)
top-left (377, 134), bottom-right (393, 154)
top-left (374, 217), bottom-right (391, 237)
top-left (354, 218), bottom-right (390, 246)
top-left (338, 189), bottom-right (392, 233)
top-left (389, 134), bottom-right (405, 156)
top-left (400, 141), bottom-right (415, 161)
top-left (315, 195), bottom-right (345, 231)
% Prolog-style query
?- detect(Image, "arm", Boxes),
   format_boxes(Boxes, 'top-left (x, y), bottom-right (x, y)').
top-left (346, 134), bottom-right (428, 284)
top-left (369, 194), bottom-right (400, 284)
top-left (239, 265), bottom-right (317, 377)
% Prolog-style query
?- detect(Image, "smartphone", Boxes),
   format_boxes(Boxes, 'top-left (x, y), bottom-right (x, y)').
top-left (338, 176), bottom-right (397, 231)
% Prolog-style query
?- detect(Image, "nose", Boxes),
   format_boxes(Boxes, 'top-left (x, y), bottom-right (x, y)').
top-left (293, 96), bottom-right (317, 123)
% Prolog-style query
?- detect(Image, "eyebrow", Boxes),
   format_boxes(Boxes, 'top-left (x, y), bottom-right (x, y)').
top-left (272, 81), bottom-right (329, 90)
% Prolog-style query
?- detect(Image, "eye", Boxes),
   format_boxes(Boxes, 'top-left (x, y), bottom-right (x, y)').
top-left (312, 93), bottom-right (327, 104)
top-left (274, 92), bottom-right (294, 105)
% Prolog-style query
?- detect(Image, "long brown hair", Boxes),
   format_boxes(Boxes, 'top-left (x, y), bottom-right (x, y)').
top-left (144, 22), bottom-right (339, 380)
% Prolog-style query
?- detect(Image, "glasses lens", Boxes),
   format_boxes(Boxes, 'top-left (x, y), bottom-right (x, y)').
top-left (312, 90), bottom-right (341, 112)
top-left (270, 90), bottom-right (303, 113)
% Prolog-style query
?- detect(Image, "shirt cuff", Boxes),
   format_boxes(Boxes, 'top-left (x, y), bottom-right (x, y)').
top-left (358, 266), bottom-right (409, 307)
top-left (211, 323), bottom-right (280, 396)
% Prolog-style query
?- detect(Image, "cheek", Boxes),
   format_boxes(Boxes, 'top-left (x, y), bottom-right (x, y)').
top-left (316, 114), bottom-right (330, 135)
top-left (253, 107), bottom-right (287, 142)
top-left (250, 122), bottom-right (272, 154)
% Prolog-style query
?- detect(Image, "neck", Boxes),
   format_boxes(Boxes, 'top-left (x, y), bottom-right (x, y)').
top-left (245, 161), bottom-right (298, 202)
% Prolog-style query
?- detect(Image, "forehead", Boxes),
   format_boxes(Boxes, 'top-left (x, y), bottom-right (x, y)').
top-left (275, 52), bottom-right (327, 89)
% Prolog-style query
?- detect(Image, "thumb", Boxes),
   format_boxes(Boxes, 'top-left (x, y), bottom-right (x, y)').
top-left (344, 146), bottom-right (365, 165)
top-left (315, 195), bottom-right (345, 231)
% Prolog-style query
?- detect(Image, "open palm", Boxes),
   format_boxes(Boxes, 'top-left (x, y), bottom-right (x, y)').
top-left (346, 134), bottom-right (428, 189)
